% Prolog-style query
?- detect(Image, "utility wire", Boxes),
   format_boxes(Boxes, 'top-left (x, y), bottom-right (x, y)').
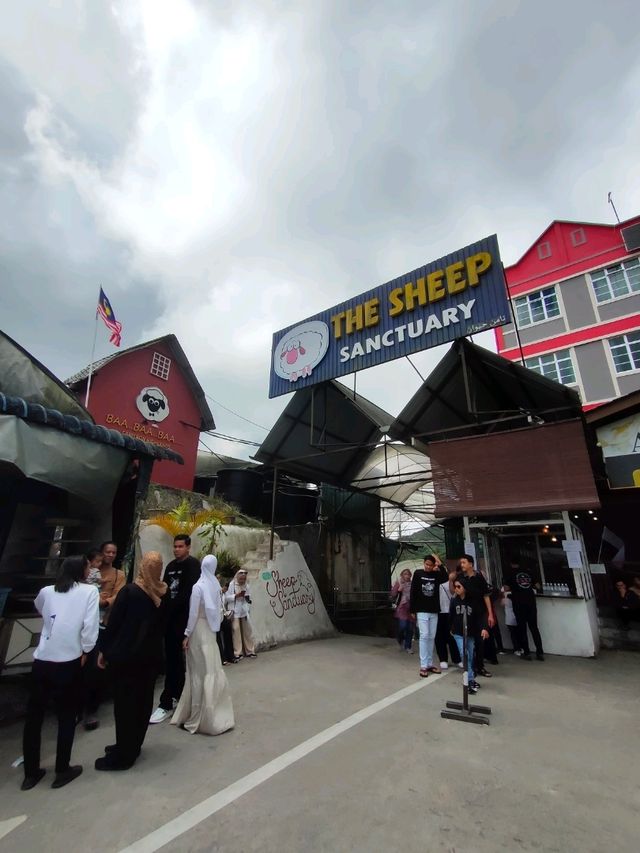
top-left (204, 392), bottom-right (269, 432)
top-left (197, 437), bottom-right (230, 466)
top-left (201, 429), bottom-right (262, 448)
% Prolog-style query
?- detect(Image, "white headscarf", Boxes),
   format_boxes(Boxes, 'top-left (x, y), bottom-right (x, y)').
top-left (195, 555), bottom-right (222, 633)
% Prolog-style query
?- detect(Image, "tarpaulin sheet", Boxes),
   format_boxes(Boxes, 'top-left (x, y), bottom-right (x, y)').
top-left (0, 415), bottom-right (128, 508)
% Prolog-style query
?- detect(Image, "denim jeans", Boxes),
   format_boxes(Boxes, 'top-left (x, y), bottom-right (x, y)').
top-left (416, 612), bottom-right (438, 668)
top-left (396, 618), bottom-right (414, 650)
top-left (454, 634), bottom-right (475, 683)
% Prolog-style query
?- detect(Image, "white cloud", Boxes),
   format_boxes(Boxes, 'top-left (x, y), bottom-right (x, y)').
top-left (4, 0), bottom-right (640, 461)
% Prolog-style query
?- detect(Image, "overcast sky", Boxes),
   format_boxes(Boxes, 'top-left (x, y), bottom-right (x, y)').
top-left (1, 0), bottom-right (639, 459)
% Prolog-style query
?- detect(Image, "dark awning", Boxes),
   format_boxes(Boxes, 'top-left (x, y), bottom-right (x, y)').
top-left (391, 337), bottom-right (582, 443)
top-left (254, 380), bottom-right (394, 485)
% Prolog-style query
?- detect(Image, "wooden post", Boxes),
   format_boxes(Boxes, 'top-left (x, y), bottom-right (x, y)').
top-left (121, 456), bottom-right (154, 582)
top-left (269, 466), bottom-right (278, 560)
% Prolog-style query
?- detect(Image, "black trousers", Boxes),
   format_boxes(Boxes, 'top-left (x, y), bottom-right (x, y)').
top-left (79, 645), bottom-right (104, 718)
top-left (507, 624), bottom-right (520, 650)
top-left (435, 614), bottom-right (461, 664)
top-left (23, 658), bottom-right (82, 777)
top-left (483, 629), bottom-right (499, 665)
top-left (470, 628), bottom-right (485, 674)
top-left (217, 619), bottom-right (235, 663)
top-left (514, 601), bottom-right (544, 655)
top-left (111, 662), bottom-right (159, 766)
top-left (159, 628), bottom-right (185, 710)
top-left (490, 621), bottom-right (504, 653)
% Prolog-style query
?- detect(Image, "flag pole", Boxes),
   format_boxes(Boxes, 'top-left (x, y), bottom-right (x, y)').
top-left (84, 294), bottom-right (100, 409)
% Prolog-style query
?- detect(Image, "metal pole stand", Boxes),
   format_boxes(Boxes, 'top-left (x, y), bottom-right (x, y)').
top-left (440, 610), bottom-right (491, 725)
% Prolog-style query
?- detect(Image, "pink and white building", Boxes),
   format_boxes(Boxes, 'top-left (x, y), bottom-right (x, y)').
top-left (495, 214), bottom-right (640, 409)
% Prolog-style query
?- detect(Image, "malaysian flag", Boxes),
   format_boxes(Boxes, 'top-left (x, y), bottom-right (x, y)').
top-left (97, 287), bottom-right (122, 347)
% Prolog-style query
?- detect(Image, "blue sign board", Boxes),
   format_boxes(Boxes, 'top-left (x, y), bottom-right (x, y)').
top-left (269, 234), bottom-right (510, 398)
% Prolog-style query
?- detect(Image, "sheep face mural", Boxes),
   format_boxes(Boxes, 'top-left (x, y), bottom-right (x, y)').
top-left (273, 321), bottom-right (330, 383)
top-left (136, 386), bottom-right (170, 422)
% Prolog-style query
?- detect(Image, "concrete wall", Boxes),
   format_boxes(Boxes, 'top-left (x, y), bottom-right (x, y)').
top-left (518, 315), bottom-right (566, 345)
top-left (559, 274), bottom-right (596, 328)
top-left (249, 542), bottom-right (335, 649)
top-left (575, 340), bottom-right (616, 402)
top-left (138, 523), bottom-right (267, 568)
top-left (597, 292), bottom-right (640, 323)
top-left (138, 524), bottom-right (335, 651)
top-left (618, 371), bottom-right (640, 396)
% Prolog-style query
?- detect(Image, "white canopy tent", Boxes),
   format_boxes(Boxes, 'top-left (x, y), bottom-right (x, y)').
top-left (348, 441), bottom-right (436, 538)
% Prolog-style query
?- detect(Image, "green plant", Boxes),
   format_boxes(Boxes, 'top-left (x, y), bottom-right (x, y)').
top-left (215, 548), bottom-right (242, 579)
top-left (198, 519), bottom-right (223, 559)
top-left (150, 498), bottom-right (233, 540)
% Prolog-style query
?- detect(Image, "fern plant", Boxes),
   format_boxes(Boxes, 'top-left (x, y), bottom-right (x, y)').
top-left (150, 499), bottom-right (232, 538)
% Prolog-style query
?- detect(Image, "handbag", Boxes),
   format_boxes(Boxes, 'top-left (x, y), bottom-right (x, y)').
top-left (391, 588), bottom-right (403, 610)
top-left (220, 587), bottom-right (234, 621)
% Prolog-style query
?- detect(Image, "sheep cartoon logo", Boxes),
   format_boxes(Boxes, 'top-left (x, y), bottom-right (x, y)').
top-left (135, 386), bottom-right (170, 423)
top-left (274, 320), bottom-right (330, 383)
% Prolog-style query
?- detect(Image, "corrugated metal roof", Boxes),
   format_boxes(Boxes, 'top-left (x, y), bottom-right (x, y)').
top-left (391, 338), bottom-right (582, 443)
top-left (66, 334), bottom-right (215, 431)
top-left (255, 340), bottom-right (583, 514)
top-left (0, 330), bottom-right (92, 420)
top-left (255, 380), bottom-right (394, 486)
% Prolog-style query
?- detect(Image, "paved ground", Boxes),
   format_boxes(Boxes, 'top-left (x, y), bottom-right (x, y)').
top-left (0, 636), bottom-right (638, 853)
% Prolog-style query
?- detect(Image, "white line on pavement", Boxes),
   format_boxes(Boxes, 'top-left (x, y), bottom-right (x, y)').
top-left (0, 815), bottom-right (27, 842)
top-left (119, 673), bottom-right (446, 853)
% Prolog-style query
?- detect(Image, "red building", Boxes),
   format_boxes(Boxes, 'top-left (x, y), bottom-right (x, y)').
top-left (495, 215), bottom-right (640, 409)
top-left (67, 335), bottom-right (215, 490)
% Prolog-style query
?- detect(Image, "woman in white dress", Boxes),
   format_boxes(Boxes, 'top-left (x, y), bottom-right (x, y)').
top-left (225, 568), bottom-right (256, 661)
top-left (171, 555), bottom-right (234, 736)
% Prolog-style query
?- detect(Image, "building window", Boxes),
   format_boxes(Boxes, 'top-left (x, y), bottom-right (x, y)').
top-left (609, 331), bottom-right (640, 374)
top-left (570, 228), bottom-right (587, 247)
top-left (514, 286), bottom-right (561, 328)
top-left (537, 241), bottom-right (552, 260)
top-left (590, 257), bottom-right (640, 303)
top-left (525, 349), bottom-right (576, 385)
top-left (150, 351), bottom-right (171, 380)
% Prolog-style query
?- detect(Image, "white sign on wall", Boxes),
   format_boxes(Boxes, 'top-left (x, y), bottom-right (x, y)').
top-left (136, 386), bottom-right (170, 423)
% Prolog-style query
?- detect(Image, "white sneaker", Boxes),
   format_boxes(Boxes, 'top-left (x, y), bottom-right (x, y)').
top-left (406, 648), bottom-right (415, 655)
top-left (149, 707), bottom-right (172, 724)
top-left (440, 662), bottom-right (448, 670)
top-left (457, 662), bottom-right (464, 669)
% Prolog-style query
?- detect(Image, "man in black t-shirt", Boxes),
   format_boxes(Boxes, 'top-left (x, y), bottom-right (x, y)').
top-left (458, 554), bottom-right (495, 678)
top-left (504, 561), bottom-right (544, 661)
top-left (150, 534), bottom-right (201, 723)
top-left (410, 555), bottom-right (448, 677)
